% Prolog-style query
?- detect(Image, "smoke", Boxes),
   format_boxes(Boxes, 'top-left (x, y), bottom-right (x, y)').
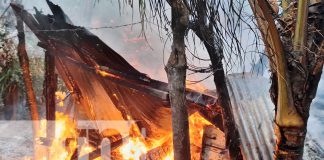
top-left (18, 0), bottom-right (264, 90)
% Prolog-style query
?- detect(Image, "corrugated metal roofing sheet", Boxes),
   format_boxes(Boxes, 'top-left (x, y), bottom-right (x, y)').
top-left (227, 73), bottom-right (275, 160)
top-left (227, 73), bottom-right (324, 160)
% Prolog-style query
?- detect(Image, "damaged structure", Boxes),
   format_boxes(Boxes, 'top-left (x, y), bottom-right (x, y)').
top-left (11, 1), bottom-right (227, 159)
top-left (6, 1), bottom-right (324, 160)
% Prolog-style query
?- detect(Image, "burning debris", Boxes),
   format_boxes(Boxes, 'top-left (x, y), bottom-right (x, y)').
top-left (37, 112), bottom-right (78, 160)
top-left (35, 104), bottom-right (219, 159)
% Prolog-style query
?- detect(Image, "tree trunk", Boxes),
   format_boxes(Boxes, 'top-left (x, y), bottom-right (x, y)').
top-left (190, 1), bottom-right (242, 159)
top-left (249, 0), bottom-right (324, 159)
top-left (213, 61), bottom-right (243, 159)
top-left (202, 35), bottom-right (242, 159)
top-left (44, 51), bottom-right (57, 138)
top-left (14, 4), bottom-right (39, 132)
top-left (165, 1), bottom-right (190, 160)
top-left (273, 1), bottom-right (324, 159)
top-left (3, 83), bottom-right (19, 120)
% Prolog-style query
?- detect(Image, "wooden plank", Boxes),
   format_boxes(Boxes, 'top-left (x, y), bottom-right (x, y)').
top-left (201, 125), bottom-right (229, 160)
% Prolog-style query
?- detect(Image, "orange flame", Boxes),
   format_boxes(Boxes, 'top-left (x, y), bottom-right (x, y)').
top-left (189, 112), bottom-right (212, 147)
top-left (38, 112), bottom-right (78, 160)
top-left (117, 112), bottom-right (211, 160)
top-left (119, 137), bottom-right (147, 160)
top-left (39, 89), bottom-right (212, 160)
top-left (186, 81), bottom-right (207, 93)
top-left (163, 151), bottom-right (174, 160)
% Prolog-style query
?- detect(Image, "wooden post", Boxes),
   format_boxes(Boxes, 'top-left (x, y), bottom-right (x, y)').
top-left (44, 51), bottom-right (57, 138)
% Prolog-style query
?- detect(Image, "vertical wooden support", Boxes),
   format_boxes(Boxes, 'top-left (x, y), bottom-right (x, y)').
top-left (44, 51), bottom-right (57, 138)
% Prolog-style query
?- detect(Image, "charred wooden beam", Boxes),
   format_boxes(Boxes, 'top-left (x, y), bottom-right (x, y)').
top-left (44, 50), bottom-right (57, 138)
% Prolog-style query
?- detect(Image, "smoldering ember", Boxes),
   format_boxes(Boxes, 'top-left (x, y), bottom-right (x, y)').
top-left (0, 0), bottom-right (323, 160)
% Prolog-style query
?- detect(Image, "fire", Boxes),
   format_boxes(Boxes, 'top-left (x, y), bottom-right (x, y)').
top-left (38, 112), bottom-right (78, 160)
top-left (119, 134), bottom-right (175, 160)
top-left (55, 91), bottom-right (66, 107)
top-left (119, 123), bottom-right (148, 160)
top-left (36, 111), bottom-right (211, 160)
top-left (189, 112), bottom-right (212, 147)
top-left (117, 112), bottom-right (211, 160)
top-left (163, 151), bottom-right (174, 160)
top-left (38, 111), bottom-right (104, 160)
top-left (36, 106), bottom-right (211, 159)
top-left (79, 143), bottom-right (102, 160)
top-left (186, 81), bottom-right (207, 93)
top-left (38, 92), bottom-right (211, 160)
top-left (119, 137), bottom-right (147, 160)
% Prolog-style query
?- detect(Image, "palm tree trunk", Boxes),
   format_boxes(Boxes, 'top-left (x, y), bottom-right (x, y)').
top-left (249, 0), bottom-right (324, 159)
top-left (165, 1), bottom-right (190, 159)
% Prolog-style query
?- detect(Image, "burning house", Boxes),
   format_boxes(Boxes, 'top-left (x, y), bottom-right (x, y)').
top-left (0, 0), bottom-right (323, 160)
top-left (9, 1), bottom-right (228, 159)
